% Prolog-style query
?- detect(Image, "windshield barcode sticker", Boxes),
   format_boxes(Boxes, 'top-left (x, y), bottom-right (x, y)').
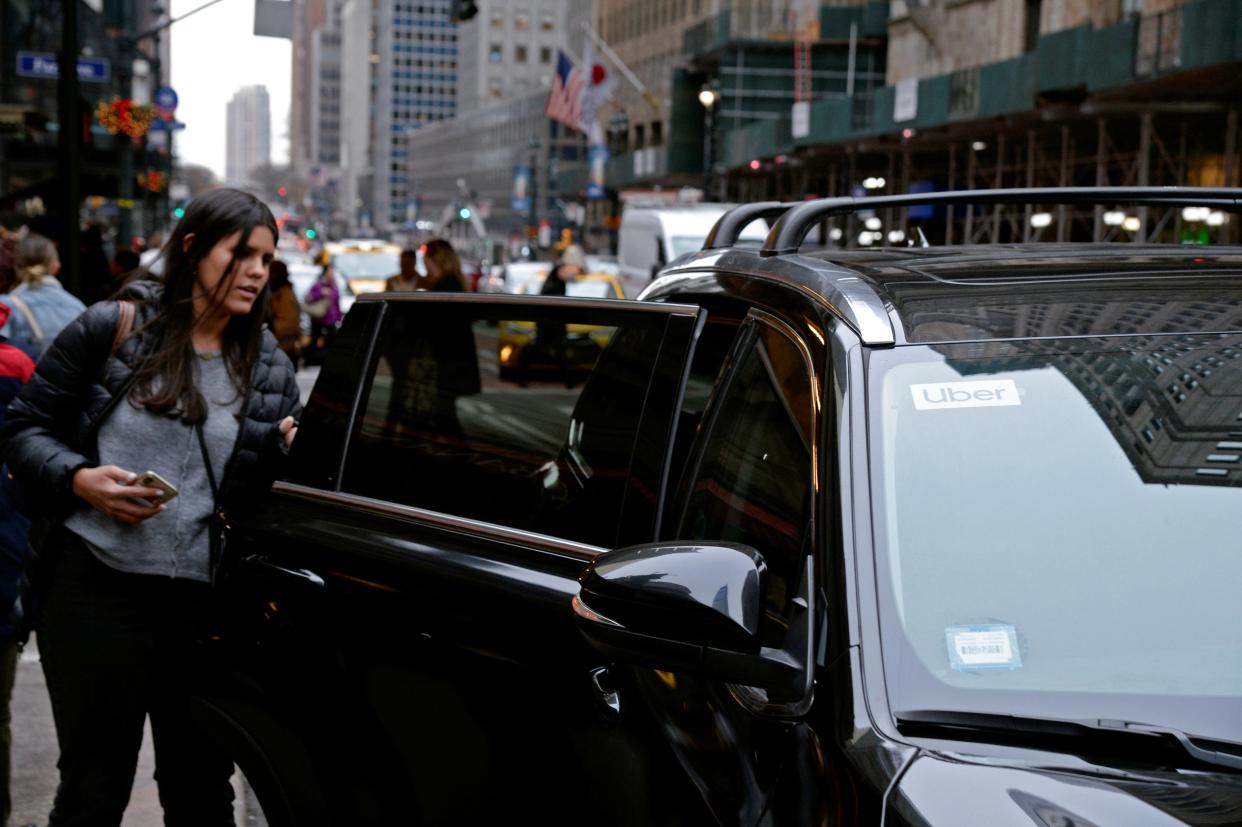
top-left (945, 624), bottom-right (1022, 672)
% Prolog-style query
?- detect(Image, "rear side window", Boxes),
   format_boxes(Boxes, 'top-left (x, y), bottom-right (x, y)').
top-left (678, 321), bottom-right (816, 640)
top-left (341, 302), bottom-right (675, 548)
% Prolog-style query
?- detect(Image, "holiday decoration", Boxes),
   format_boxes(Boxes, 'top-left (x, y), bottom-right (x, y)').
top-left (95, 98), bottom-right (157, 138)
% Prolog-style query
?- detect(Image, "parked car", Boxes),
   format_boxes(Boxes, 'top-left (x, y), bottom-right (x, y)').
top-left (196, 188), bottom-right (1242, 826)
top-left (616, 202), bottom-right (767, 286)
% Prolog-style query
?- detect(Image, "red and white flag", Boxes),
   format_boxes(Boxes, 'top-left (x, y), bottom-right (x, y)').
top-left (578, 41), bottom-right (617, 142)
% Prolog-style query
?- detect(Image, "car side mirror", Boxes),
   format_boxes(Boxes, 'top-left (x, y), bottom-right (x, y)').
top-left (573, 543), bottom-right (814, 703)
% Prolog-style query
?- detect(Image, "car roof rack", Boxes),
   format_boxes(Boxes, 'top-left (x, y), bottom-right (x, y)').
top-left (715, 187), bottom-right (1242, 256)
top-left (702, 201), bottom-right (800, 250)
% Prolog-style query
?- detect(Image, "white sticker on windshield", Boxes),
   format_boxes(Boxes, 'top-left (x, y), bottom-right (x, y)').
top-left (911, 380), bottom-right (1021, 411)
top-left (945, 624), bottom-right (1022, 671)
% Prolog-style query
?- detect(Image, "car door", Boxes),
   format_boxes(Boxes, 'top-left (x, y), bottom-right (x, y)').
top-left (640, 309), bottom-right (832, 826)
top-left (205, 293), bottom-right (728, 825)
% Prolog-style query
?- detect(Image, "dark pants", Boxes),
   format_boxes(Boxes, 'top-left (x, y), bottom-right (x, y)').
top-left (1, 632), bottom-right (15, 825)
top-left (37, 532), bottom-right (235, 827)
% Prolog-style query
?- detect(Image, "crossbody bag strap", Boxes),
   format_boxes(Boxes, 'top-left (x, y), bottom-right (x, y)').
top-left (195, 423), bottom-right (230, 583)
top-left (111, 300), bottom-right (135, 355)
top-left (194, 423), bottom-right (220, 506)
top-left (7, 292), bottom-right (44, 344)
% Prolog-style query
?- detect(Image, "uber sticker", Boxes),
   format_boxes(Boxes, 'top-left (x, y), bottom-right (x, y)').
top-left (945, 624), bottom-right (1022, 672)
top-left (911, 379), bottom-right (1021, 411)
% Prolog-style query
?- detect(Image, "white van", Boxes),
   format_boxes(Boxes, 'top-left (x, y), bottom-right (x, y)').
top-left (616, 204), bottom-right (767, 292)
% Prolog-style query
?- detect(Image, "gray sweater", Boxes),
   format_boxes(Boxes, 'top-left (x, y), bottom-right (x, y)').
top-left (64, 354), bottom-right (242, 581)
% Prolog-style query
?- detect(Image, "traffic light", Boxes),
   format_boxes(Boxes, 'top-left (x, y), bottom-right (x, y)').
top-left (458, 206), bottom-right (472, 220)
top-left (449, 0), bottom-right (478, 22)
top-left (277, 185), bottom-right (288, 198)
top-left (305, 228), bottom-right (318, 240)
top-left (173, 206), bottom-right (185, 219)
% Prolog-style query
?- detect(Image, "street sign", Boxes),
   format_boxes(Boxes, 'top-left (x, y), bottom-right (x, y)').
top-left (894, 78), bottom-right (918, 123)
top-left (149, 118), bottom-right (186, 131)
top-left (791, 101), bottom-right (810, 139)
top-left (154, 86), bottom-right (178, 111)
top-left (17, 51), bottom-right (110, 83)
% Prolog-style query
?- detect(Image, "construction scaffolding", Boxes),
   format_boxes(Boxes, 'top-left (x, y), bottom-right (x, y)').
top-left (727, 103), bottom-right (1240, 246)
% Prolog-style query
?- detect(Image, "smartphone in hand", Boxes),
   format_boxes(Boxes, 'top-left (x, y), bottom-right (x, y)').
top-left (129, 470), bottom-right (179, 503)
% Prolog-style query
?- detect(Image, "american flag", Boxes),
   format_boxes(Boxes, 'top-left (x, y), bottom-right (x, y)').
top-left (544, 51), bottom-right (584, 130)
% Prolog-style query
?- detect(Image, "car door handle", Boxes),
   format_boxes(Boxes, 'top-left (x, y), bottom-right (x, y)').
top-left (241, 555), bottom-right (326, 589)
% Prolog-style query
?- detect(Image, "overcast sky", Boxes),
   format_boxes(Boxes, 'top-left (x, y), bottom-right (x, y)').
top-left (169, 0), bottom-right (291, 179)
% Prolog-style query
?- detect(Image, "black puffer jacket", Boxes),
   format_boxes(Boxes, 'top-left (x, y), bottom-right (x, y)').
top-left (0, 279), bottom-right (302, 550)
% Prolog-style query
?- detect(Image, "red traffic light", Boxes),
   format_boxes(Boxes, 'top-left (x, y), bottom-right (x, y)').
top-left (277, 186), bottom-right (288, 198)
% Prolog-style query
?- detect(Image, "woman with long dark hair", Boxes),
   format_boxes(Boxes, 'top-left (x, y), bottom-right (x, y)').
top-left (1, 187), bottom-right (301, 823)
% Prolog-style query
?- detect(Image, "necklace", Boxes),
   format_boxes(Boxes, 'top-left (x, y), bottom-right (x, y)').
top-left (195, 350), bottom-right (222, 361)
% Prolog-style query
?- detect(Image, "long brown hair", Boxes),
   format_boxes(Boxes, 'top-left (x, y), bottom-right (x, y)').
top-left (423, 238), bottom-right (466, 290)
top-left (128, 188), bottom-right (278, 424)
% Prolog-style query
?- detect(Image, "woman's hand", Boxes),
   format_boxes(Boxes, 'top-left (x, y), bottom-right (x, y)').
top-left (71, 465), bottom-right (167, 525)
top-left (279, 416), bottom-right (298, 450)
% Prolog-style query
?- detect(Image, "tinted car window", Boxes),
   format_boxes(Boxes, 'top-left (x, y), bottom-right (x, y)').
top-left (678, 321), bottom-right (816, 640)
top-left (284, 302), bottom-right (379, 490)
top-left (342, 302), bottom-right (673, 547)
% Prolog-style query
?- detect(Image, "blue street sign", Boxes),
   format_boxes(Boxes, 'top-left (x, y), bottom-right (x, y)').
top-left (154, 86), bottom-right (179, 110)
top-left (150, 119), bottom-right (186, 131)
top-left (17, 51), bottom-right (110, 83)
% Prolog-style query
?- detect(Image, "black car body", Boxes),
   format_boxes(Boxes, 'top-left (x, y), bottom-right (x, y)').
top-left (196, 189), bottom-right (1242, 826)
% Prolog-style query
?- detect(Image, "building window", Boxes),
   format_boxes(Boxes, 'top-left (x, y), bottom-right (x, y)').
top-left (490, 10), bottom-right (503, 27)
top-left (515, 44), bottom-right (528, 63)
top-left (489, 43), bottom-right (502, 63)
top-left (514, 9), bottom-right (530, 29)
top-left (539, 10), bottom-right (555, 30)
top-left (488, 79), bottom-right (502, 97)
top-left (539, 46), bottom-right (552, 64)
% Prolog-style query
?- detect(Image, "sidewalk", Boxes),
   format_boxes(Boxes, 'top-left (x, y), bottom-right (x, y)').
top-left (11, 638), bottom-right (264, 825)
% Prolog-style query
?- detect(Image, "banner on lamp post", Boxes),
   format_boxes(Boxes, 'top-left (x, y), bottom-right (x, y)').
top-left (587, 144), bottom-right (609, 200)
top-left (511, 165), bottom-right (532, 212)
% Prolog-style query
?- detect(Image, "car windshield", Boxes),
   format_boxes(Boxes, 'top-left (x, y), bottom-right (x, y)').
top-left (333, 251), bottom-right (400, 279)
top-left (868, 334), bottom-right (1242, 742)
top-left (670, 236), bottom-right (706, 258)
top-left (585, 256), bottom-right (619, 275)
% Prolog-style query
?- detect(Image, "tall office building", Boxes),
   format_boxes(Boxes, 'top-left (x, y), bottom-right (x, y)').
top-left (455, 0), bottom-right (572, 115)
top-left (225, 85), bottom-right (272, 187)
top-left (339, 0), bottom-right (459, 235)
top-left (290, 0), bottom-right (329, 175)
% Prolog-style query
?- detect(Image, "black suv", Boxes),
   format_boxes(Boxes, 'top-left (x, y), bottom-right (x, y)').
top-left (199, 189), bottom-right (1242, 826)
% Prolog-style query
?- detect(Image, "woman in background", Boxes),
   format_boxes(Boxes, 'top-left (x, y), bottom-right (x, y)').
top-left (0, 234), bottom-right (87, 359)
top-left (268, 259), bottom-right (302, 368)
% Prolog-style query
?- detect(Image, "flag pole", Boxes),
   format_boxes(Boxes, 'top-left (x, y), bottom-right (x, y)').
top-left (579, 21), bottom-right (662, 116)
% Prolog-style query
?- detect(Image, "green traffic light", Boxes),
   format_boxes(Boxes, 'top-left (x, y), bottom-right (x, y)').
top-left (173, 207), bottom-right (185, 218)
top-left (305, 228), bottom-right (318, 239)
top-left (458, 207), bottom-right (471, 220)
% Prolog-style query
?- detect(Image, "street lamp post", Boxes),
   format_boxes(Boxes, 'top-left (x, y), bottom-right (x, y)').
top-left (698, 82), bottom-right (719, 200)
top-left (527, 140), bottom-right (539, 256)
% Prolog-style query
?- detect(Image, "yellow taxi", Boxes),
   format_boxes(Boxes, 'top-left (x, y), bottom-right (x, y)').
top-left (321, 239), bottom-right (404, 296)
top-left (497, 272), bottom-right (624, 384)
